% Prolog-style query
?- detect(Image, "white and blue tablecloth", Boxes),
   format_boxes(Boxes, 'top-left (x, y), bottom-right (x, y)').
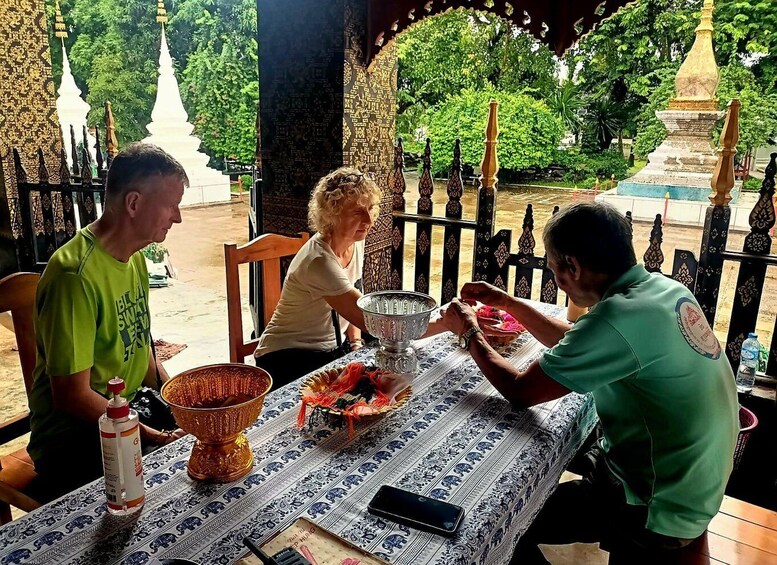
top-left (0, 314), bottom-right (596, 565)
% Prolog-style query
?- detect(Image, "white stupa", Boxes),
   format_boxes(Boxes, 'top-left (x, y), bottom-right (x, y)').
top-left (143, 3), bottom-right (229, 206)
top-left (53, 1), bottom-right (95, 168)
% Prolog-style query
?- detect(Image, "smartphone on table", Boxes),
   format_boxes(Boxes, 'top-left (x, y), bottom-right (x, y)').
top-left (368, 485), bottom-right (465, 537)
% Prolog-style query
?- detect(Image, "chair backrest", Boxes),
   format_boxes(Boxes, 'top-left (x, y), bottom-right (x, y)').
top-left (224, 232), bottom-right (309, 363)
top-left (0, 272), bottom-right (39, 395)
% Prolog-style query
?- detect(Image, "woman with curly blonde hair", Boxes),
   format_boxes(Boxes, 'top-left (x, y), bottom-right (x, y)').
top-left (254, 167), bottom-right (382, 388)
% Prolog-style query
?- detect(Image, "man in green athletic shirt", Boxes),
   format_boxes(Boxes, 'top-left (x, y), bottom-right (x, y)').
top-left (28, 143), bottom-right (189, 498)
top-left (440, 202), bottom-right (738, 563)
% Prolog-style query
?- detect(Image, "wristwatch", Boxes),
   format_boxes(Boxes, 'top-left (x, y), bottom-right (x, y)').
top-left (458, 325), bottom-right (483, 350)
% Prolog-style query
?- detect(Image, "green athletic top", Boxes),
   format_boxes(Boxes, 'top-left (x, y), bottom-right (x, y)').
top-left (540, 265), bottom-right (739, 539)
top-left (28, 227), bottom-right (151, 465)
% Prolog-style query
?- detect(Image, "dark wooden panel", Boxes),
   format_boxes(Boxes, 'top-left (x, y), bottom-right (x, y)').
top-left (643, 214), bottom-right (665, 273)
top-left (486, 229), bottom-right (511, 291)
top-left (414, 139), bottom-right (433, 294)
top-left (671, 249), bottom-right (698, 291)
top-left (35, 149), bottom-right (57, 264)
top-left (390, 139), bottom-right (406, 290)
top-left (695, 205), bottom-right (731, 325)
top-left (724, 154), bottom-right (776, 367)
top-left (473, 183), bottom-right (496, 282)
top-left (441, 140), bottom-right (463, 304)
top-left (513, 204), bottom-right (537, 299)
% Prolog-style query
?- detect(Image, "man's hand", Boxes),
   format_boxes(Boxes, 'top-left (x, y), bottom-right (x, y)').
top-left (141, 424), bottom-right (186, 446)
top-left (439, 298), bottom-right (479, 336)
top-left (156, 428), bottom-right (186, 445)
top-left (461, 281), bottom-right (510, 309)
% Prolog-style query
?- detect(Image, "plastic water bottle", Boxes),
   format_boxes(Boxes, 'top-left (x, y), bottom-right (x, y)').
top-left (735, 333), bottom-right (760, 393)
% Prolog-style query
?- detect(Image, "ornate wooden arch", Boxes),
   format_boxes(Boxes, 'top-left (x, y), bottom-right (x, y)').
top-left (367, 0), bottom-right (636, 65)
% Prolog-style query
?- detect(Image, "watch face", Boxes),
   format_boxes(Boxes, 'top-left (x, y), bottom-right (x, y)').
top-left (458, 335), bottom-right (467, 349)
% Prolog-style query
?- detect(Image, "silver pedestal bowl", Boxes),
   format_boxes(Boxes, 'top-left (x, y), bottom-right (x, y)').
top-left (357, 291), bottom-right (437, 377)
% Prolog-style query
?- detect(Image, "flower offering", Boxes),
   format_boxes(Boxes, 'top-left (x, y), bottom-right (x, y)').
top-left (298, 363), bottom-right (412, 432)
top-left (474, 304), bottom-right (526, 347)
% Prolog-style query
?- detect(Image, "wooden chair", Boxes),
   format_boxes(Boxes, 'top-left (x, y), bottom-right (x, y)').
top-left (0, 272), bottom-right (42, 523)
top-left (224, 232), bottom-right (309, 363)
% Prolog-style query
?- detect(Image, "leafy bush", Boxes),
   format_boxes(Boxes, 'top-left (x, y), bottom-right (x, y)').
top-left (742, 177), bottom-right (762, 191)
top-left (551, 148), bottom-right (629, 183)
top-left (142, 243), bottom-right (168, 263)
top-left (422, 88), bottom-right (563, 178)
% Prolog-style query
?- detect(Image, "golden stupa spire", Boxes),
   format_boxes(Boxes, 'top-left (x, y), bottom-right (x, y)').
top-left (156, 0), bottom-right (168, 24)
top-left (668, 0), bottom-right (719, 111)
top-left (54, 0), bottom-right (68, 39)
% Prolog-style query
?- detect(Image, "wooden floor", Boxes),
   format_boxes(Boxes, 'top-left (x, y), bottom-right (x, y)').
top-left (542, 474), bottom-right (777, 564)
top-left (698, 495), bottom-right (777, 564)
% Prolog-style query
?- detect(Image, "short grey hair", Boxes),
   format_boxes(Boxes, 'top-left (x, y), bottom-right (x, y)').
top-left (307, 167), bottom-right (381, 236)
top-left (105, 143), bottom-right (188, 208)
top-left (543, 202), bottom-right (636, 277)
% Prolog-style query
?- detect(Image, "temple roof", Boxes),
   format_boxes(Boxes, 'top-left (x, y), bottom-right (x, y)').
top-left (366, 0), bottom-right (636, 64)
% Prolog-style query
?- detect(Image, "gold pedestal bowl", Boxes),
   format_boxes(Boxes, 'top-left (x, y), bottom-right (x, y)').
top-left (161, 364), bottom-right (272, 482)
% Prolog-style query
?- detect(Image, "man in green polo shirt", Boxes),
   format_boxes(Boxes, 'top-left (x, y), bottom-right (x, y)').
top-left (28, 143), bottom-right (189, 499)
top-left (440, 202), bottom-right (738, 563)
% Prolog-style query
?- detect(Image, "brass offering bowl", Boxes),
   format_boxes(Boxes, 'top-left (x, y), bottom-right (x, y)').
top-left (161, 364), bottom-right (272, 482)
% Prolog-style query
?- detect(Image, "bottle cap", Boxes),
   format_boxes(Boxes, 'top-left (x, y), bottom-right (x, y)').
top-left (748, 332), bottom-right (758, 339)
top-left (106, 377), bottom-right (129, 419)
top-left (107, 377), bottom-right (126, 395)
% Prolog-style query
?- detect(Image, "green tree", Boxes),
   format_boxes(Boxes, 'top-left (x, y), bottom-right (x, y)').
top-left (46, 0), bottom-right (161, 144)
top-left (396, 10), bottom-right (555, 140)
top-left (44, 0), bottom-right (259, 161)
top-left (547, 81), bottom-right (583, 141)
top-left (423, 88), bottom-right (562, 177)
top-left (174, 0), bottom-right (258, 163)
top-left (716, 63), bottom-right (777, 153)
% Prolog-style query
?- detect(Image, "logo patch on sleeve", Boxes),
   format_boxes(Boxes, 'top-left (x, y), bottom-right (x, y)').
top-left (675, 297), bottom-right (721, 359)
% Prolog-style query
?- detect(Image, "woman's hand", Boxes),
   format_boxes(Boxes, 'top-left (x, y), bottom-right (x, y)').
top-left (460, 281), bottom-right (510, 309)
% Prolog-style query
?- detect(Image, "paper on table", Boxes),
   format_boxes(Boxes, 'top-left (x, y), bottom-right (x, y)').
top-left (236, 518), bottom-right (388, 565)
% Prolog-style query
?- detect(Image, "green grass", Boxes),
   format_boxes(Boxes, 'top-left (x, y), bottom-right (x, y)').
top-left (628, 159), bottom-right (647, 176)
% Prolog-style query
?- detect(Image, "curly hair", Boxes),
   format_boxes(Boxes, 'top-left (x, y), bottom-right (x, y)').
top-left (308, 167), bottom-right (382, 236)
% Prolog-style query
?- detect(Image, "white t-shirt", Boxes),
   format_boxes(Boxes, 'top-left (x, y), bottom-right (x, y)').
top-left (254, 233), bottom-right (363, 357)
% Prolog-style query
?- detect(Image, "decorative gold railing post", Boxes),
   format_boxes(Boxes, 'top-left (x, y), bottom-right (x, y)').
top-left (694, 99), bottom-right (739, 324)
top-left (473, 99), bottom-right (499, 281)
top-left (104, 101), bottom-right (119, 168)
top-left (708, 99), bottom-right (739, 206)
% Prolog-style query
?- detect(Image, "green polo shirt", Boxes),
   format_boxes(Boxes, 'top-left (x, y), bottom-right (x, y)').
top-left (540, 265), bottom-right (739, 539)
top-left (28, 227), bottom-right (151, 465)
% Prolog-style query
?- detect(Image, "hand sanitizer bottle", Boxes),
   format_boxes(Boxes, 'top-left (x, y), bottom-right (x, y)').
top-left (99, 377), bottom-right (145, 514)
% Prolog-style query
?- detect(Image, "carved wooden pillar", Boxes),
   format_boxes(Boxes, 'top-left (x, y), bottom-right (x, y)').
top-left (694, 99), bottom-right (739, 325)
top-left (0, 0), bottom-right (63, 277)
top-left (257, 0), bottom-right (396, 296)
